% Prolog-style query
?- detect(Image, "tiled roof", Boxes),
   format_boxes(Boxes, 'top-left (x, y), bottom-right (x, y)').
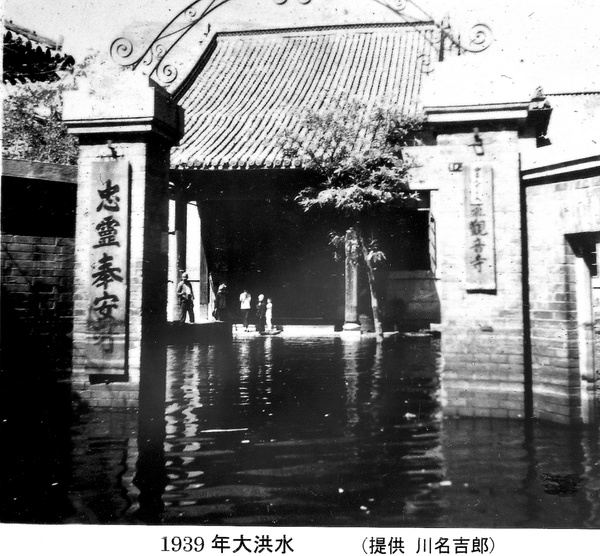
top-left (171, 23), bottom-right (435, 170)
top-left (3, 21), bottom-right (75, 84)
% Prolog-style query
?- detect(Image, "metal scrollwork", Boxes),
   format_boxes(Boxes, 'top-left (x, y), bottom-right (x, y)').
top-left (110, 0), bottom-right (492, 86)
top-left (156, 63), bottom-right (179, 85)
top-left (110, 37), bottom-right (136, 66)
top-left (467, 23), bottom-right (493, 52)
top-left (389, 0), bottom-right (408, 12)
top-left (140, 51), bottom-right (153, 68)
top-left (186, 7), bottom-right (199, 20)
top-left (109, 0), bottom-right (232, 87)
top-left (374, 0), bottom-right (494, 63)
top-left (418, 53), bottom-right (433, 75)
top-left (153, 42), bottom-right (167, 61)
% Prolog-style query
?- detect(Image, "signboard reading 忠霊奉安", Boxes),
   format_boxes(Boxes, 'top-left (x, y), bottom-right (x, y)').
top-left (464, 165), bottom-right (496, 291)
top-left (86, 160), bottom-right (130, 373)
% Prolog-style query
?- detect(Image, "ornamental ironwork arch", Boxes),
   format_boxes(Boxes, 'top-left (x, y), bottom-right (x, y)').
top-left (110, 0), bottom-right (493, 86)
top-left (373, 0), bottom-right (493, 56)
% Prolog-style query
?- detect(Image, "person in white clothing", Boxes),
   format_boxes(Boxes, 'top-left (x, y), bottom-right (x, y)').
top-left (239, 289), bottom-right (252, 331)
top-left (266, 298), bottom-right (273, 330)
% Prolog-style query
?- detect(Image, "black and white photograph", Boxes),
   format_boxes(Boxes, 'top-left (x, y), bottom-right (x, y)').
top-left (1, 0), bottom-right (600, 550)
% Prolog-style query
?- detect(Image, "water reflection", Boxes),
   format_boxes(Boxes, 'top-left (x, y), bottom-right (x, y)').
top-left (128, 340), bottom-right (169, 522)
top-left (160, 336), bottom-right (444, 525)
top-left (2, 335), bottom-right (599, 527)
top-left (438, 418), bottom-right (600, 528)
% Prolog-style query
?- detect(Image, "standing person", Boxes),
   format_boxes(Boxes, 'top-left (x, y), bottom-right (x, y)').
top-left (255, 294), bottom-right (267, 332)
top-left (265, 298), bottom-right (273, 331)
top-left (239, 289), bottom-right (252, 331)
top-left (176, 272), bottom-right (195, 323)
top-left (215, 283), bottom-right (228, 321)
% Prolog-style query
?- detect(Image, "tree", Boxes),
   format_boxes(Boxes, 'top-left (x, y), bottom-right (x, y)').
top-left (2, 51), bottom-right (126, 165)
top-left (3, 80), bottom-right (78, 164)
top-left (281, 100), bottom-right (423, 338)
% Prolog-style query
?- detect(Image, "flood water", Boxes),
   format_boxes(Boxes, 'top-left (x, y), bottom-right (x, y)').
top-left (2, 335), bottom-right (600, 527)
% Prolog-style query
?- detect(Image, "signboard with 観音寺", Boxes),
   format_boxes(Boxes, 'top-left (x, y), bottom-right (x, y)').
top-left (464, 165), bottom-right (496, 291)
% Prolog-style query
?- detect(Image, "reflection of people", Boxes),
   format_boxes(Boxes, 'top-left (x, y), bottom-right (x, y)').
top-left (255, 294), bottom-right (267, 332)
top-left (239, 289), bottom-right (252, 331)
top-left (215, 283), bottom-right (228, 321)
top-left (176, 272), bottom-right (195, 323)
top-left (266, 298), bottom-right (273, 330)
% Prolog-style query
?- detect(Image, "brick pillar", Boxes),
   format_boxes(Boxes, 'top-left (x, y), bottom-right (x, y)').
top-left (64, 73), bottom-right (183, 409)
top-left (422, 100), bottom-right (540, 419)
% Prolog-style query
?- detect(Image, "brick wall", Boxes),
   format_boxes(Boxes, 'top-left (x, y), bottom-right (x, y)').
top-left (526, 175), bottom-right (600, 423)
top-left (385, 271), bottom-right (440, 330)
top-left (417, 131), bottom-right (528, 418)
top-left (1, 234), bottom-right (75, 373)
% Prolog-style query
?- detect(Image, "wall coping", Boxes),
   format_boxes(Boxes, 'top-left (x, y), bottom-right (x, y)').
top-left (522, 147), bottom-right (600, 185)
top-left (1, 158), bottom-right (77, 183)
top-left (423, 101), bottom-right (532, 130)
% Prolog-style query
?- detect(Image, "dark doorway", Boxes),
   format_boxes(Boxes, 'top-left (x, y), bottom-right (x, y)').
top-left (181, 170), bottom-right (433, 325)
top-left (200, 197), bottom-right (344, 323)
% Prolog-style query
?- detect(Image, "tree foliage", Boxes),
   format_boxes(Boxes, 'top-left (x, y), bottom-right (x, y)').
top-left (2, 52), bottom-right (126, 165)
top-left (281, 100), bottom-right (424, 336)
top-left (282, 100), bottom-right (423, 219)
top-left (3, 80), bottom-right (78, 164)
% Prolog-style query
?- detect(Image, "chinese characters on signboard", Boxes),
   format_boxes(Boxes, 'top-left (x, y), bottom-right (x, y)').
top-left (465, 165), bottom-right (496, 291)
top-left (87, 160), bottom-right (130, 373)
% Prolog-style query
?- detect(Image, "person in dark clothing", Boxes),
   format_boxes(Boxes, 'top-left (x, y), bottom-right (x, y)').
top-left (214, 283), bottom-right (228, 321)
top-left (255, 294), bottom-right (267, 332)
top-left (176, 272), bottom-right (194, 323)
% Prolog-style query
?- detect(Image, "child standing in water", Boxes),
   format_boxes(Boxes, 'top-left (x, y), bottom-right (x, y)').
top-left (266, 298), bottom-right (273, 330)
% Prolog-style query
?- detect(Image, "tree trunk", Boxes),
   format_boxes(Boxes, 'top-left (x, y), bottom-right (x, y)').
top-left (357, 229), bottom-right (384, 339)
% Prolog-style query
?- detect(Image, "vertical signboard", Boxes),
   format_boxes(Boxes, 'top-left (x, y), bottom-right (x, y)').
top-left (86, 160), bottom-right (130, 373)
top-left (465, 165), bottom-right (496, 291)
